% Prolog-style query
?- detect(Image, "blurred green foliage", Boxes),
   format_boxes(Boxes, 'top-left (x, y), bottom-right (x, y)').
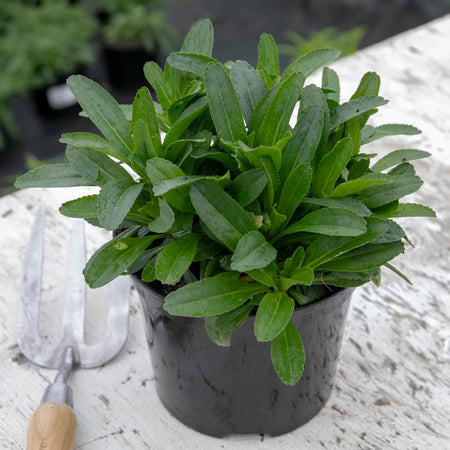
top-left (280, 26), bottom-right (365, 61)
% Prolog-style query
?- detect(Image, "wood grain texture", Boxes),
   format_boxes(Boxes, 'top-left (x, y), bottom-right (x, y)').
top-left (1, 15), bottom-right (450, 449)
top-left (27, 402), bottom-right (77, 450)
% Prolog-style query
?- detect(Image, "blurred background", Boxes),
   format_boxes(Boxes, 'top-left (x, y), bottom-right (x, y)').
top-left (1, 0), bottom-right (450, 195)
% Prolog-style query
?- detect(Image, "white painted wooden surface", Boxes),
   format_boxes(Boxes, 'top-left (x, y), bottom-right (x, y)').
top-left (1, 16), bottom-right (450, 449)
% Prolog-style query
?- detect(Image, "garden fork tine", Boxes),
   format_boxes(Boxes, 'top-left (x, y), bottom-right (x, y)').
top-left (18, 205), bottom-right (130, 449)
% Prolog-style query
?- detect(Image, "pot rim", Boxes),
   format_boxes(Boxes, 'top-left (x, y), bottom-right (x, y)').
top-left (130, 273), bottom-right (354, 318)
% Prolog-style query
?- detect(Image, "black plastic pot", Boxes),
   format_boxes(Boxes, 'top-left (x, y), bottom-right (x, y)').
top-left (131, 275), bottom-right (354, 437)
top-left (103, 44), bottom-right (157, 91)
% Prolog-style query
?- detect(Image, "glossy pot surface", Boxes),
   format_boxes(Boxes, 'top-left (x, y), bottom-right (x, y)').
top-left (131, 275), bottom-right (353, 437)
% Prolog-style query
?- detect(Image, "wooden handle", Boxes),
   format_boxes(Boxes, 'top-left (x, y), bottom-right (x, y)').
top-left (27, 402), bottom-right (77, 450)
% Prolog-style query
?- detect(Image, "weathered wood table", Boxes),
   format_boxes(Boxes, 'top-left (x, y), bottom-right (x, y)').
top-left (1, 15), bottom-right (449, 449)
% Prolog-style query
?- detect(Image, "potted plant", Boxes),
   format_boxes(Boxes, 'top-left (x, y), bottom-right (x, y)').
top-left (15, 19), bottom-right (435, 437)
top-left (0, 0), bottom-right (97, 119)
top-left (93, 0), bottom-right (177, 90)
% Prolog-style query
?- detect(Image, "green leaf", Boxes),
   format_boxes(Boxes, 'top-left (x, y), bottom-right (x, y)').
top-left (371, 219), bottom-right (405, 244)
top-left (59, 195), bottom-right (98, 219)
top-left (251, 82), bottom-right (280, 131)
top-left (153, 173), bottom-right (229, 196)
top-left (322, 67), bottom-right (340, 107)
top-left (270, 321), bottom-right (305, 386)
top-left (277, 163), bottom-right (312, 221)
top-left (148, 198), bottom-right (175, 232)
top-left (230, 230), bottom-right (277, 272)
top-left (205, 317), bottom-right (231, 347)
top-left (351, 72), bottom-right (380, 99)
top-left (283, 48), bottom-right (341, 79)
top-left (362, 124), bottom-right (421, 145)
top-left (141, 257), bottom-right (157, 282)
top-left (371, 149), bottom-right (430, 172)
top-left (257, 73), bottom-right (305, 146)
top-left (257, 33), bottom-right (280, 88)
top-left (164, 96), bottom-right (209, 147)
top-left (190, 181), bottom-right (257, 250)
top-left (155, 235), bottom-right (199, 285)
top-left (97, 180), bottom-right (144, 231)
top-left (230, 60), bottom-right (266, 130)
top-left (164, 273), bottom-right (267, 317)
top-left (60, 132), bottom-right (122, 160)
top-left (144, 62), bottom-right (172, 109)
top-left (330, 176), bottom-right (389, 198)
top-left (215, 300), bottom-right (255, 333)
top-left (205, 62), bottom-right (247, 143)
top-left (132, 119), bottom-right (154, 162)
top-left (84, 235), bottom-right (161, 288)
top-left (181, 18), bottom-right (214, 57)
top-left (282, 247), bottom-right (305, 277)
top-left (67, 75), bottom-right (132, 158)
top-left (303, 217), bottom-right (389, 268)
top-left (313, 270), bottom-right (379, 287)
top-left (228, 168), bottom-right (268, 207)
top-left (281, 208), bottom-right (367, 237)
top-left (358, 175), bottom-right (423, 208)
top-left (280, 268), bottom-right (314, 290)
top-left (312, 138), bottom-right (353, 197)
top-left (14, 164), bottom-right (93, 188)
top-left (385, 263), bottom-right (412, 285)
top-left (302, 197), bottom-right (371, 217)
top-left (380, 203), bottom-right (436, 218)
top-left (66, 146), bottom-right (133, 187)
top-left (329, 96), bottom-right (388, 130)
top-left (254, 292), bottom-right (294, 342)
top-left (132, 87), bottom-right (162, 156)
top-left (279, 105), bottom-right (324, 183)
top-left (248, 262), bottom-right (279, 288)
top-left (317, 241), bottom-right (404, 272)
top-left (167, 52), bottom-right (217, 77)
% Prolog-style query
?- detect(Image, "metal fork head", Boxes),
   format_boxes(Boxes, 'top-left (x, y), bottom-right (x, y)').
top-left (18, 205), bottom-right (130, 369)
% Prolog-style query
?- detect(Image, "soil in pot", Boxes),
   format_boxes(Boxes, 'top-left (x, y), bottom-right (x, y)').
top-left (131, 274), bottom-right (353, 437)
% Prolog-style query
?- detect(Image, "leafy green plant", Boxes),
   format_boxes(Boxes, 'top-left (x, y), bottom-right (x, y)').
top-left (280, 26), bottom-right (365, 61)
top-left (94, 0), bottom-right (177, 53)
top-left (15, 19), bottom-right (435, 385)
top-left (0, 0), bottom-right (97, 98)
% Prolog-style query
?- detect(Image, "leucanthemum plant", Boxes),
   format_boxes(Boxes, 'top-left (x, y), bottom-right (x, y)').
top-left (15, 19), bottom-right (435, 385)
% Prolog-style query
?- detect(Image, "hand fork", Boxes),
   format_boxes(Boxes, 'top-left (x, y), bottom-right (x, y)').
top-left (18, 206), bottom-right (130, 450)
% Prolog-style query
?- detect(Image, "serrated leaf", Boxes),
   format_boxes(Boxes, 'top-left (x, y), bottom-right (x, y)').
top-left (155, 235), bottom-right (199, 285)
top-left (148, 198), bottom-right (175, 232)
top-left (84, 235), bottom-right (161, 288)
top-left (312, 137), bottom-right (353, 197)
top-left (318, 241), bottom-right (404, 272)
top-left (257, 33), bottom-right (279, 88)
top-left (14, 164), bottom-right (93, 188)
top-left (371, 149), bottom-right (430, 172)
top-left (283, 48), bottom-right (341, 79)
top-left (381, 203), bottom-right (436, 218)
top-left (67, 75), bottom-right (132, 158)
top-left (205, 62), bottom-right (247, 143)
top-left (270, 321), bottom-right (305, 386)
top-left (181, 18), bottom-right (214, 56)
top-left (329, 96), bottom-right (388, 130)
top-left (281, 208), bottom-right (367, 237)
top-left (59, 195), bottom-right (98, 219)
top-left (230, 60), bottom-right (266, 130)
top-left (302, 197), bottom-right (371, 217)
top-left (190, 181), bottom-right (257, 250)
top-left (362, 124), bottom-right (421, 145)
top-left (228, 168), bottom-right (268, 206)
top-left (230, 230), bottom-right (277, 272)
top-left (167, 52), bottom-right (217, 77)
top-left (255, 292), bottom-right (294, 342)
top-left (164, 272), bottom-right (267, 317)
top-left (257, 73), bottom-right (305, 146)
top-left (351, 72), bottom-right (380, 99)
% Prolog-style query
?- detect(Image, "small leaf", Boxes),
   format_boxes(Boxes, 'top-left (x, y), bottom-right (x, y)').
top-left (190, 181), bottom-right (257, 250)
top-left (230, 60), bottom-right (266, 129)
top-left (322, 67), bottom-right (340, 107)
top-left (167, 52), bottom-right (217, 77)
top-left (329, 96), bottom-right (388, 130)
top-left (144, 62), bottom-right (172, 109)
top-left (153, 173), bottom-right (229, 196)
top-left (383, 203), bottom-right (436, 218)
top-left (231, 230), bottom-right (277, 272)
top-left (164, 273), bottom-right (267, 317)
top-left (371, 149), bottom-right (430, 172)
top-left (318, 241), bottom-right (404, 272)
top-left (251, 82), bottom-right (280, 131)
top-left (205, 317), bottom-right (231, 347)
top-left (351, 72), bottom-right (380, 99)
top-left (280, 268), bottom-right (314, 290)
top-left (181, 18), bottom-right (214, 57)
top-left (281, 208), bottom-right (367, 237)
top-left (60, 132), bottom-right (122, 160)
top-left (330, 176), bottom-right (389, 198)
top-left (283, 48), bottom-right (341, 79)
top-left (255, 292), bottom-right (294, 342)
top-left (313, 269), bottom-right (379, 287)
top-left (142, 257), bottom-right (157, 282)
top-left (148, 198), bottom-right (175, 233)
top-left (362, 124), bottom-right (421, 145)
top-left (59, 195), bottom-right (98, 219)
top-left (302, 197), bottom-right (371, 217)
top-left (385, 263), bottom-right (412, 285)
top-left (205, 62), bottom-right (247, 143)
top-left (257, 33), bottom-right (280, 88)
top-left (270, 322), bottom-right (305, 386)
top-left (282, 247), bottom-right (305, 277)
top-left (155, 235), bottom-right (199, 285)
top-left (14, 164), bottom-right (93, 188)
top-left (215, 300), bottom-right (255, 333)
top-left (228, 169), bottom-right (268, 207)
